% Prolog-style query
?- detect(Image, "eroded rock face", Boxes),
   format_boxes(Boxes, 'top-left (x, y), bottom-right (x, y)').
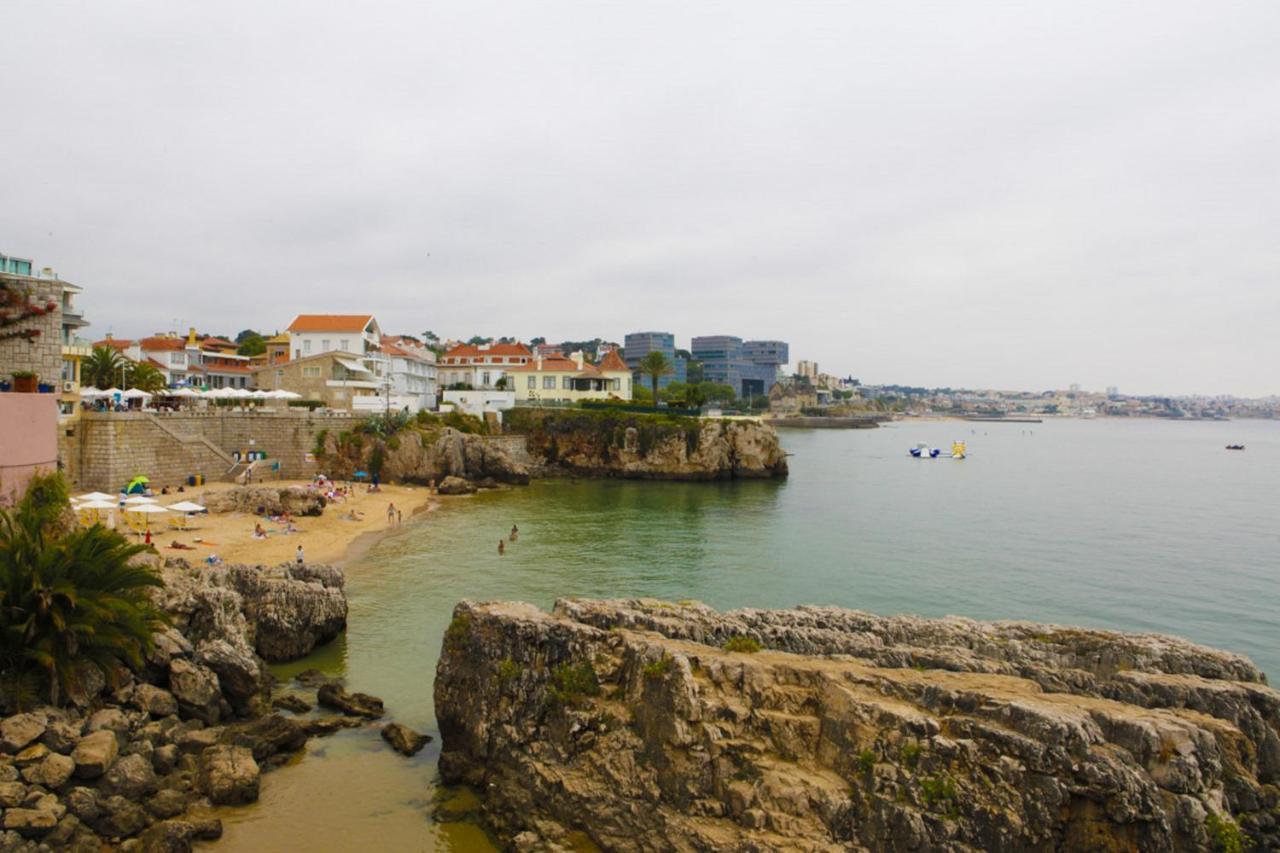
top-left (435, 598), bottom-right (1280, 852)
top-left (197, 745), bottom-right (260, 805)
top-left (199, 485), bottom-right (326, 517)
top-left (327, 427), bottom-right (531, 486)
top-left (516, 414), bottom-right (790, 480)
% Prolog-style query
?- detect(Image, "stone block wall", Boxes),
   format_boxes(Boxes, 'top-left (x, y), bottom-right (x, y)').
top-left (0, 276), bottom-right (63, 384)
top-left (68, 409), bottom-right (358, 491)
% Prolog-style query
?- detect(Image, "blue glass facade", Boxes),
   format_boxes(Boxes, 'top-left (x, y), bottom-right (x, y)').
top-left (624, 331), bottom-right (686, 390)
top-left (741, 340), bottom-right (789, 397)
top-left (690, 335), bottom-right (746, 393)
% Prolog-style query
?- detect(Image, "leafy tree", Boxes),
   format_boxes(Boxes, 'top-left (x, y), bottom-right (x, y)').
top-left (125, 362), bottom-right (168, 394)
top-left (700, 382), bottom-right (736, 403)
top-left (422, 330), bottom-right (440, 344)
top-left (639, 351), bottom-right (673, 406)
top-left (234, 329), bottom-right (261, 344)
top-left (0, 474), bottom-right (167, 709)
top-left (467, 335), bottom-right (493, 346)
top-left (83, 346), bottom-right (125, 390)
top-left (685, 360), bottom-right (704, 385)
top-left (530, 336), bottom-right (547, 346)
top-left (237, 334), bottom-right (266, 357)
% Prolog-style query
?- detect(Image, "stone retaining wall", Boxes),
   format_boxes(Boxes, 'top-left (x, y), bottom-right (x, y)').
top-left (67, 409), bottom-right (357, 490)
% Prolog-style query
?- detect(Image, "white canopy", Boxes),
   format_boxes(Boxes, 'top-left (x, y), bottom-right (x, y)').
top-left (247, 389), bottom-right (269, 398)
top-left (336, 358), bottom-right (372, 374)
top-left (101, 387), bottom-right (123, 396)
top-left (122, 388), bottom-right (152, 399)
top-left (203, 387), bottom-right (234, 399)
top-left (76, 491), bottom-right (116, 502)
top-left (166, 501), bottom-right (206, 513)
top-left (269, 389), bottom-right (302, 399)
top-left (124, 504), bottom-right (169, 514)
top-left (77, 500), bottom-right (118, 510)
top-left (79, 387), bottom-right (107, 398)
top-left (171, 387), bottom-right (201, 398)
top-left (122, 495), bottom-right (157, 505)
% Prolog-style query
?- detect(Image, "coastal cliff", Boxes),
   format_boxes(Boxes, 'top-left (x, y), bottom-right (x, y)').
top-left (504, 409), bottom-right (789, 480)
top-left (435, 598), bottom-right (1278, 852)
top-left (318, 426), bottom-right (531, 486)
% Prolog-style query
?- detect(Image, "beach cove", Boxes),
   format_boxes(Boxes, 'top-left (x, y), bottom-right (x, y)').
top-left (204, 417), bottom-right (1279, 850)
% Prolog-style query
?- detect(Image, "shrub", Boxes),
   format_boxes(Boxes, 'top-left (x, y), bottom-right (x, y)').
top-left (919, 773), bottom-right (957, 807)
top-left (723, 635), bottom-right (762, 653)
top-left (1206, 813), bottom-right (1245, 853)
top-left (443, 613), bottom-right (471, 652)
top-left (496, 657), bottom-right (522, 683)
top-left (546, 661), bottom-right (600, 706)
top-left (0, 475), bottom-right (168, 709)
top-left (642, 656), bottom-right (673, 681)
top-left (900, 740), bottom-right (922, 769)
top-left (857, 749), bottom-right (876, 774)
top-left (313, 428), bottom-right (329, 458)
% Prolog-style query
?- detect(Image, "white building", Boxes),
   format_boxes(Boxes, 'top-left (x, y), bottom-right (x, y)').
top-left (381, 336), bottom-right (438, 411)
top-left (287, 314), bottom-right (383, 361)
top-left (438, 342), bottom-right (532, 390)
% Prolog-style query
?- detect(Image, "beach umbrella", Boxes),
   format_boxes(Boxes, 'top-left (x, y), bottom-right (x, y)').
top-left (166, 501), bottom-right (206, 513)
top-left (123, 495), bottom-right (157, 505)
top-left (122, 388), bottom-right (152, 399)
top-left (125, 503), bottom-right (168, 532)
top-left (76, 491), bottom-right (116, 502)
top-left (247, 389), bottom-right (268, 398)
top-left (77, 500), bottom-right (118, 510)
top-left (271, 389), bottom-right (302, 399)
top-left (171, 387), bottom-right (200, 398)
top-left (79, 387), bottom-right (106, 398)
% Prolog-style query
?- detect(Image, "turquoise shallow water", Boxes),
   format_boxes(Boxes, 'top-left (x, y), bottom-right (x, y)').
top-left (215, 418), bottom-right (1279, 851)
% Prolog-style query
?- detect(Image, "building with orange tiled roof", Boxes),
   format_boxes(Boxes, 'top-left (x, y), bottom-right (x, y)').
top-left (506, 350), bottom-right (632, 404)
top-left (439, 342), bottom-right (531, 390)
top-left (286, 314), bottom-right (382, 362)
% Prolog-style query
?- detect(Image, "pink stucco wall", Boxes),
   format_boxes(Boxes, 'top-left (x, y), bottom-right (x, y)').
top-left (0, 393), bottom-right (58, 506)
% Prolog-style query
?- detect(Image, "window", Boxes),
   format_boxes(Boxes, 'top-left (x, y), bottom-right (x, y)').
top-left (169, 352), bottom-right (183, 364)
top-left (275, 370), bottom-right (284, 381)
top-left (612, 379), bottom-right (620, 390)
top-left (542, 376), bottom-right (555, 389)
top-left (321, 339), bottom-right (331, 352)
top-left (527, 376), bottom-right (536, 389)
top-left (303, 340), bottom-right (312, 354)
top-left (339, 339), bottom-right (349, 351)
top-left (562, 376), bottom-right (571, 389)
top-left (482, 371), bottom-right (490, 387)
top-left (303, 366), bottom-right (321, 378)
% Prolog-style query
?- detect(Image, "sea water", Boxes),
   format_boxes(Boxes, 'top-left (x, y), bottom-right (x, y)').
top-left (212, 418), bottom-right (1279, 851)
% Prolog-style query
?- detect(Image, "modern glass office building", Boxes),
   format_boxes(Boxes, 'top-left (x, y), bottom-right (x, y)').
top-left (624, 331), bottom-right (686, 390)
top-left (691, 336), bottom-right (789, 397)
top-left (742, 340), bottom-right (789, 397)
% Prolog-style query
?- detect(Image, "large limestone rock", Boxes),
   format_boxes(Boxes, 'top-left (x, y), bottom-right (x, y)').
top-left (514, 412), bottom-right (789, 480)
top-left (0, 713), bottom-right (47, 754)
top-left (71, 730), bottom-right (119, 779)
top-left (101, 753), bottom-right (159, 800)
top-left (199, 485), bottom-right (326, 517)
top-left (381, 722), bottom-right (430, 757)
top-left (167, 659), bottom-right (223, 723)
top-left (436, 598), bottom-right (1280, 852)
top-left (375, 428), bottom-right (531, 485)
top-left (197, 745), bottom-right (260, 805)
top-left (20, 753), bottom-right (75, 789)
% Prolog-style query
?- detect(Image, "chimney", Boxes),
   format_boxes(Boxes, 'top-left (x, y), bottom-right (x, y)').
top-left (572, 351), bottom-right (584, 369)
top-left (188, 327), bottom-right (197, 345)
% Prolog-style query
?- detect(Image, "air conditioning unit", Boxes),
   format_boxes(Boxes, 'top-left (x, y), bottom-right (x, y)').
top-left (62, 381), bottom-right (75, 393)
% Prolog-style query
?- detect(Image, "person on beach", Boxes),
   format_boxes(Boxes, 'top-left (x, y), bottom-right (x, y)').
top-left (396, 509), bottom-right (402, 526)
top-left (509, 524), bottom-right (519, 542)
top-left (387, 503), bottom-right (396, 525)
top-left (253, 522), bottom-right (267, 539)
top-left (498, 539), bottom-right (505, 555)
top-left (296, 545), bottom-right (304, 566)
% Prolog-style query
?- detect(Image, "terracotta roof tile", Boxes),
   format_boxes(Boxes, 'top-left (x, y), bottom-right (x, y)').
top-left (287, 314), bottom-right (375, 333)
top-left (442, 342), bottom-right (531, 359)
top-left (597, 350), bottom-right (629, 372)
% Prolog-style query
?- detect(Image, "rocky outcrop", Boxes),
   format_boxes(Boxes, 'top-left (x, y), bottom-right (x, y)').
top-left (0, 557), bottom-right (351, 850)
top-left (381, 723), bottom-right (430, 757)
top-left (509, 410), bottom-right (789, 480)
top-left (436, 598), bottom-right (1279, 852)
top-left (324, 427), bottom-right (531, 486)
top-left (200, 485), bottom-right (327, 517)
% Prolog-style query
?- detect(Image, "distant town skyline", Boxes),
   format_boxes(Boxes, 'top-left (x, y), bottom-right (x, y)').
top-left (3, 1), bottom-right (1278, 397)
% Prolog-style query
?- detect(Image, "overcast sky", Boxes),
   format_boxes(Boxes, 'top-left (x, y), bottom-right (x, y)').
top-left (3, 1), bottom-right (1278, 396)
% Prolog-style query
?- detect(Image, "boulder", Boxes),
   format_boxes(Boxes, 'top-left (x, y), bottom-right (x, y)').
top-left (71, 729), bottom-right (119, 779)
top-left (300, 717), bottom-right (365, 737)
top-left (197, 639), bottom-right (264, 710)
top-left (200, 486), bottom-right (325, 517)
top-left (0, 714), bottom-right (47, 754)
top-left (224, 564), bottom-right (348, 662)
top-left (152, 744), bottom-right (180, 775)
top-left (197, 745), bottom-right (259, 805)
top-left (294, 669), bottom-right (338, 688)
top-left (436, 475), bottom-right (476, 495)
top-left (2, 808), bottom-right (58, 837)
top-left (13, 743), bottom-right (48, 764)
top-left (231, 714), bottom-right (306, 762)
top-left (167, 659), bottom-right (222, 723)
top-left (84, 708), bottom-right (131, 736)
top-left (94, 794), bottom-right (151, 839)
top-left (138, 819), bottom-right (195, 853)
top-left (101, 753), bottom-right (158, 800)
top-left (272, 694), bottom-right (313, 713)
top-left (41, 720), bottom-right (82, 755)
top-left (176, 727), bottom-right (222, 753)
top-left (0, 781), bottom-right (27, 807)
top-left (380, 723), bottom-right (431, 757)
top-left (0, 764), bottom-right (17, 783)
top-left (20, 753), bottom-right (75, 789)
top-left (316, 684), bottom-right (384, 718)
top-left (130, 684), bottom-right (179, 719)
top-left (62, 787), bottom-right (100, 822)
top-left (146, 788), bottom-right (188, 820)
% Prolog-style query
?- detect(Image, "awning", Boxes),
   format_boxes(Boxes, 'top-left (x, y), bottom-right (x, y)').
top-left (336, 358), bottom-right (372, 374)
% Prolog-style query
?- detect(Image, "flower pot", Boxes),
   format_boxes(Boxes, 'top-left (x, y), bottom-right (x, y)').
top-left (12, 376), bottom-right (37, 393)
top-left (37, 383), bottom-right (55, 393)
top-left (0, 381), bottom-right (10, 392)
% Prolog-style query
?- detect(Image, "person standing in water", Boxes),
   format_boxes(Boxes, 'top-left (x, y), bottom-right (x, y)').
top-left (498, 539), bottom-right (505, 555)
top-left (296, 545), bottom-right (304, 566)
top-left (386, 502), bottom-right (396, 525)
top-left (509, 524), bottom-right (519, 542)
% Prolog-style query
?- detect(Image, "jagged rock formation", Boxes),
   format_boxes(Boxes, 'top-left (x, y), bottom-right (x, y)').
top-left (321, 427), bottom-right (531, 486)
top-left (510, 411), bottom-right (789, 480)
top-left (436, 598), bottom-right (1278, 852)
top-left (0, 558), bottom-right (352, 850)
top-left (200, 486), bottom-right (327, 517)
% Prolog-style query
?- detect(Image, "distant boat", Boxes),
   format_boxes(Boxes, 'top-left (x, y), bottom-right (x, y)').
top-left (909, 442), bottom-right (941, 459)
top-left (1226, 445), bottom-right (1245, 451)
top-left (951, 441), bottom-right (967, 459)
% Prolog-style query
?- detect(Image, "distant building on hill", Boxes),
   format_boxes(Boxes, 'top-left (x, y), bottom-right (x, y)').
top-left (741, 340), bottom-right (789, 397)
top-left (381, 335), bottom-right (438, 410)
top-left (624, 331), bottom-right (686, 390)
top-left (286, 314), bottom-right (383, 361)
top-left (507, 349), bottom-right (632, 404)
top-left (438, 342), bottom-right (532, 390)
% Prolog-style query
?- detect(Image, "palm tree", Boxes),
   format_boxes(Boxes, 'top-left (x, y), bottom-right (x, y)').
top-left (639, 351), bottom-right (673, 407)
top-left (126, 361), bottom-right (168, 394)
top-left (83, 346), bottom-right (124, 390)
top-left (0, 474), bottom-right (167, 709)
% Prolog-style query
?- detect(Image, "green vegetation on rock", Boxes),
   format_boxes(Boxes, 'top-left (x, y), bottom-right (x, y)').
top-left (546, 661), bottom-right (600, 706)
top-left (723, 635), bottom-right (762, 653)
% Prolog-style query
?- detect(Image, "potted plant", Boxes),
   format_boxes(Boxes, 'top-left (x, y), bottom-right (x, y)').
top-left (12, 371), bottom-right (37, 393)
top-left (37, 380), bottom-right (55, 393)
top-left (0, 379), bottom-right (10, 392)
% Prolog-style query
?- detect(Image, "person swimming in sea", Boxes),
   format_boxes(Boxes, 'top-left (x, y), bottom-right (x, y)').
top-left (498, 539), bottom-right (505, 555)
top-left (509, 524), bottom-right (518, 542)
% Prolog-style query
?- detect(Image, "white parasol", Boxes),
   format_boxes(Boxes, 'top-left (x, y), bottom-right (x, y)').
top-left (166, 501), bottom-right (206, 513)
top-left (123, 495), bottom-right (157, 505)
top-left (76, 491), bottom-right (116, 502)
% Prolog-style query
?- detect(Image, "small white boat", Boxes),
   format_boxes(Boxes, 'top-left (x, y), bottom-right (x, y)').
top-left (909, 442), bottom-right (940, 459)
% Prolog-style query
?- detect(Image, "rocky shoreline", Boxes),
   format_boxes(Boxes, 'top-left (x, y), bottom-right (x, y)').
top-left (436, 598), bottom-right (1278, 851)
top-left (0, 558), bottom-right (422, 852)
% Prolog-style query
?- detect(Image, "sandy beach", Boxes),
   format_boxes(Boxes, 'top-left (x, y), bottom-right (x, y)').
top-left (136, 480), bottom-right (437, 568)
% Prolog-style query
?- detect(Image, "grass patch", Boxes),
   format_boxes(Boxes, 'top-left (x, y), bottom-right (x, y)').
top-left (496, 658), bottom-right (522, 683)
top-left (1206, 812), bottom-right (1245, 853)
top-left (920, 774), bottom-right (959, 818)
top-left (899, 740), bottom-right (922, 769)
top-left (547, 662), bottom-right (601, 707)
top-left (723, 635), bottom-right (762, 654)
top-left (643, 657), bottom-right (673, 681)
top-left (857, 749), bottom-right (876, 774)
top-left (444, 613), bottom-right (471, 652)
